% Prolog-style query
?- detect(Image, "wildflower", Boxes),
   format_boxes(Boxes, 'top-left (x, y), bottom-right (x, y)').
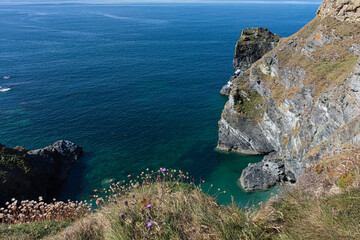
top-left (124, 200), bottom-right (128, 205)
top-left (44, 225), bottom-right (48, 229)
top-left (147, 222), bottom-right (153, 227)
top-left (161, 168), bottom-right (167, 173)
top-left (119, 213), bottom-right (124, 218)
top-left (244, 206), bottom-right (249, 210)
top-left (146, 204), bottom-right (151, 208)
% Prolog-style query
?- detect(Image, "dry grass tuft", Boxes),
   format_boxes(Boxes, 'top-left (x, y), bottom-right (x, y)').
top-left (2, 167), bottom-right (360, 240)
top-left (0, 197), bottom-right (92, 224)
top-left (48, 214), bottom-right (106, 240)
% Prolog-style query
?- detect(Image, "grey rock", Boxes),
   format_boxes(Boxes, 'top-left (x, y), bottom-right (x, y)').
top-left (220, 27), bottom-right (280, 96)
top-left (0, 140), bottom-right (82, 204)
top-left (317, 0), bottom-right (360, 23)
top-left (220, 80), bottom-right (234, 96)
top-left (219, 0), bottom-right (360, 191)
top-left (239, 160), bottom-right (284, 191)
top-left (28, 140), bottom-right (83, 182)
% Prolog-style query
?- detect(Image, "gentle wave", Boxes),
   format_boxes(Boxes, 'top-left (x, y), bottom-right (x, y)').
top-left (0, 87), bottom-right (11, 92)
top-left (91, 12), bottom-right (168, 25)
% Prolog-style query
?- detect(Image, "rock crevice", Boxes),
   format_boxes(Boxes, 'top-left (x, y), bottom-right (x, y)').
top-left (218, 0), bottom-right (360, 191)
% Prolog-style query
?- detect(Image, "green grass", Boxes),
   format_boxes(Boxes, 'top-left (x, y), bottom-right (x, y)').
top-left (337, 171), bottom-right (356, 188)
top-left (0, 221), bottom-right (72, 240)
top-left (0, 144), bottom-right (33, 179)
top-left (233, 88), bottom-right (265, 123)
top-left (0, 144), bottom-right (35, 197)
top-left (1, 175), bottom-right (360, 240)
top-left (269, 188), bottom-right (360, 240)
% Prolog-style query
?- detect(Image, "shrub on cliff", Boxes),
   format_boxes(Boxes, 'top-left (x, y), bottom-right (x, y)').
top-left (0, 144), bottom-right (34, 198)
top-left (1, 167), bottom-right (360, 240)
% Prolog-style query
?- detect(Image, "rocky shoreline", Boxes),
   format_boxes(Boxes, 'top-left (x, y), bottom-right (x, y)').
top-left (0, 140), bottom-right (82, 204)
top-left (220, 27), bottom-right (280, 96)
top-left (218, 0), bottom-right (360, 191)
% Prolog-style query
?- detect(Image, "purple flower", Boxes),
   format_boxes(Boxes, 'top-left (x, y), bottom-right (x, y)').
top-left (147, 222), bottom-right (153, 227)
top-left (244, 206), bottom-right (249, 210)
top-left (124, 200), bottom-right (128, 205)
top-left (119, 213), bottom-right (124, 217)
top-left (146, 204), bottom-right (151, 208)
top-left (161, 168), bottom-right (167, 173)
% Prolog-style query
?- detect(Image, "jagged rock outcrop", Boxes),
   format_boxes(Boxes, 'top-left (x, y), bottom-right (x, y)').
top-left (240, 152), bottom-right (285, 191)
top-left (217, 0), bottom-right (360, 190)
top-left (0, 140), bottom-right (82, 204)
top-left (317, 0), bottom-right (360, 22)
top-left (220, 27), bottom-right (280, 96)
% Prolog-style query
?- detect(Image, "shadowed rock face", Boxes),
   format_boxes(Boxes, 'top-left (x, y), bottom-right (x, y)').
top-left (0, 140), bottom-right (82, 204)
top-left (240, 152), bottom-right (285, 191)
top-left (220, 27), bottom-right (280, 96)
top-left (218, 0), bottom-right (360, 191)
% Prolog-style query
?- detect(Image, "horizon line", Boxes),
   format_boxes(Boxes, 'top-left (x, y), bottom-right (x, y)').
top-left (0, 0), bottom-right (323, 6)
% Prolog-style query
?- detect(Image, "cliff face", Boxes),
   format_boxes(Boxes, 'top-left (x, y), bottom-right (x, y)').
top-left (217, 0), bottom-right (360, 190)
top-left (0, 140), bottom-right (82, 204)
top-left (220, 27), bottom-right (280, 96)
top-left (317, 0), bottom-right (360, 22)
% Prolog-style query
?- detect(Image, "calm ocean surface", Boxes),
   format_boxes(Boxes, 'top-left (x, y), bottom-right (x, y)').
top-left (0, 3), bottom-right (319, 205)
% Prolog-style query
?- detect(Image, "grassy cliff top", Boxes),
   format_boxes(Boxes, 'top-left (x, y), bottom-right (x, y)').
top-left (0, 165), bottom-right (360, 240)
top-left (231, 15), bottom-right (360, 125)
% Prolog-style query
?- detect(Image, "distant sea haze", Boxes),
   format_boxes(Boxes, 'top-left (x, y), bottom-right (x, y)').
top-left (0, 3), bottom-right (319, 204)
top-left (0, 0), bottom-right (322, 5)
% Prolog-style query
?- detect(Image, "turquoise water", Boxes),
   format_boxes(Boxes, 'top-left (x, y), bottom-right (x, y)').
top-left (0, 3), bottom-right (319, 205)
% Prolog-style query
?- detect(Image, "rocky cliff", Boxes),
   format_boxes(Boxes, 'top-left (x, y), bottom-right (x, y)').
top-left (0, 140), bottom-right (82, 204)
top-left (217, 0), bottom-right (360, 191)
top-left (220, 27), bottom-right (280, 96)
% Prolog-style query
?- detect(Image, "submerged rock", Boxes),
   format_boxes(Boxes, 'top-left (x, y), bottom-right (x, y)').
top-left (220, 27), bottom-right (280, 96)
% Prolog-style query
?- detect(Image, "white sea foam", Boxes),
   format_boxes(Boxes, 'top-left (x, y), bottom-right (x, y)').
top-left (0, 87), bottom-right (11, 92)
top-left (92, 12), bottom-right (168, 25)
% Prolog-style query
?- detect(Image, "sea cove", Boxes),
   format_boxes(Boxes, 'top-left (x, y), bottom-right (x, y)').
top-left (0, 3), bottom-right (319, 205)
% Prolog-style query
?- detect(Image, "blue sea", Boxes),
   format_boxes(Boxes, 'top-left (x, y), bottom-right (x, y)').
top-left (0, 2), bottom-right (319, 205)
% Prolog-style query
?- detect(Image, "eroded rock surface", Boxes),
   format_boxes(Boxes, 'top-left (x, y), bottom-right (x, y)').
top-left (220, 27), bottom-right (280, 96)
top-left (218, 0), bottom-right (360, 190)
top-left (317, 0), bottom-right (360, 22)
top-left (0, 140), bottom-right (82, 204)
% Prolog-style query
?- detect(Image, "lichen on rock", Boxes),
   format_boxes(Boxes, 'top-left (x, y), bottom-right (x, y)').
top-left (218, 0), bottom-right (360, 191)
top-left (0, 140), bottom-right (82, 204)
top-left (220, 27), bottom-right (280, 96)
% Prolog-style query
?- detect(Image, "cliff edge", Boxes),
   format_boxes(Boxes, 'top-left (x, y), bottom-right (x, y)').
top-left (0, 140), bottom-right (82, 204)
top-left (217, 0), bottom-right (360, 190)
top-left (220, 27), bottom-right (280, 96)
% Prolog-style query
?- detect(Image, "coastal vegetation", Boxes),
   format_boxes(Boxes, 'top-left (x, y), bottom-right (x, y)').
top-left (1, 0), bottom-right (360, 239)
top-left (1, 164), bottom-right (360, 240)
top-left (0, 144), bottom-right (34, 200)
top-left (233, 88), bottom-right (265, 123)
